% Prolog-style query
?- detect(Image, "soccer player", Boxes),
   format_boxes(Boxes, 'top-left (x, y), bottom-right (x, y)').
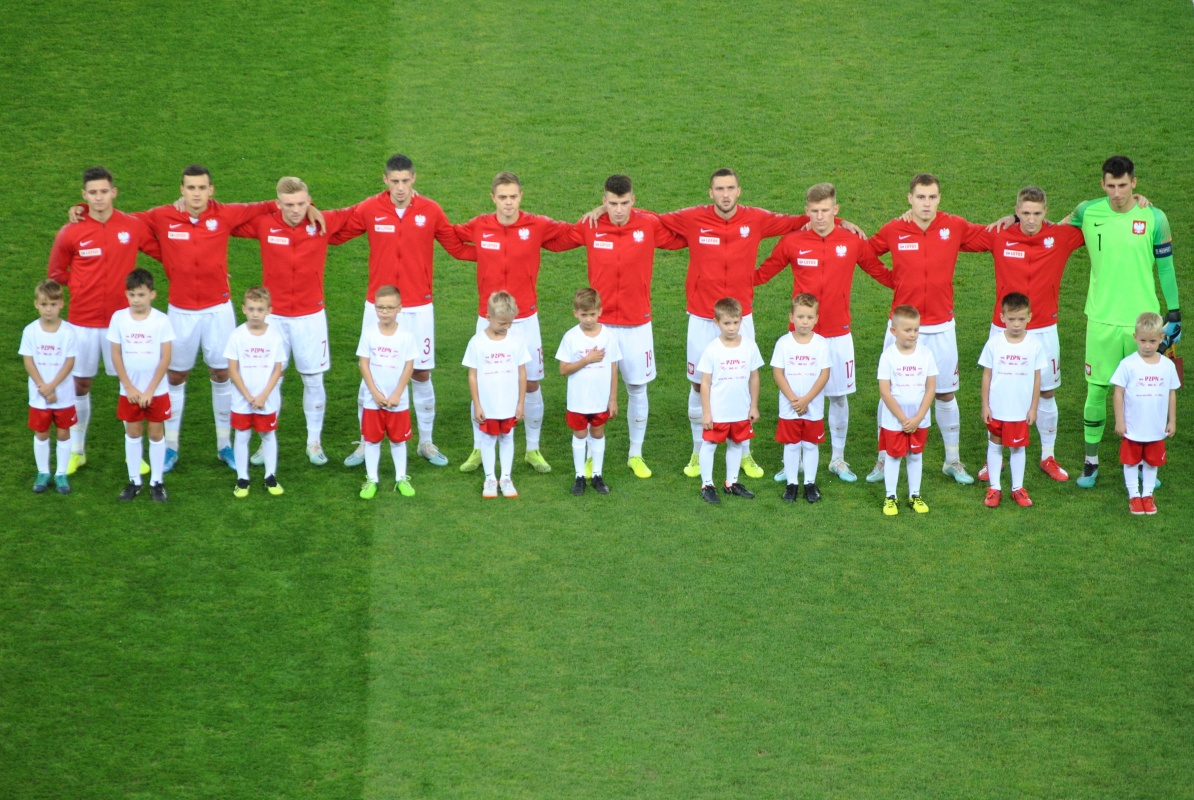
top-left (332, 154), bottom-right (476, 468)
top-left (978, 293), bottom-right (1045, 508)
top-left (696, 297), bottom-right (765, 504)
top-left (20, 280), bottom-right (78, 494)
top-left (454, 171), bottom-right (575, 474)
top-left (1064, 156), bottom-right (1180, 488)
top-left (232, 176), bottom-right (356, 465)
top-left (49, 166), bottom-right (160, 475)
top-left (225, 287), bottom-right (286, 498)
top-left (556, 287), bottom-right (621, 496)
top-left (356, 285), bottom-right (418, 501)
top-left (770, 293), bottom-right (831, 503)
top-left (754, 182), bottom-right (891, 483)
top-left (865, 173), bottom-right (987, 485)
top-left (463, 291), bottom-right (530, 499)
top-left (877, 305), bottom-right (937, 516)
top-left (559, 174), bottom-right (686, 478)
top-left (1111, 313), bottom-right (1180, 515)
top-left (108, 269), bottom-right (174, 502)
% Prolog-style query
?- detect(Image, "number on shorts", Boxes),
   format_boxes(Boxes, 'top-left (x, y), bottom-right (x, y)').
top-left (845, 359), bottom-right (854, 378)
top-left (537, 347), bottom-right (543, 365)
top-left (423, 337), bottom-right (432, 356)
top-left (1051, 358), bottom-right (1059, 377)
top-left (645, 350), bottom-right (653, 369)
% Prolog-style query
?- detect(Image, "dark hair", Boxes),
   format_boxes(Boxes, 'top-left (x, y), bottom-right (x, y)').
top-left (1001, 292), bottom-right (1031, 313)
top-left (709, 167), bottom-right (738, 186)
top-left (181, 164), bottom-right (211, 182)
top-left (82, 166), bottom-right (114, 186)
top-left (909, 173), bottom-right (939, 193)
top-left (385, 153), bottom-right (414, 173)
top-left (604, 174), bottom-right (633, 195)
top-left (1102, 155), bottom-right (1134, 179)
top-left (126, 268), bottom-right (154, 291)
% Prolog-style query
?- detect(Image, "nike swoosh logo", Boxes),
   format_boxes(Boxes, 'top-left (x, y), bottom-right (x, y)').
top-left (1005, 242), bottom-right (1020, 247)
top-left (169, 223), bottom-right (183, 229)
top-left (1093, 222), bottom-right (1107, 227)
top-left (270, 228), bottom-right (283, 233)
top-left (595, 232), bottom-right (607, 238)
top-left (80, 240), bottom-right (92, 246)
top-left (375, 216), bottom-right (388, 221)
top-left (483, 233), bottom-right (495, 238)
top-left (799, 249), bottom-right (812, 255)
top-left (898, 234), bottom-right (912, 240)
top-left (700, 228), bottom-right (714, 234)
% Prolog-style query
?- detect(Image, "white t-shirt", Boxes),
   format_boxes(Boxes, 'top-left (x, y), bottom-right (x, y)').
top-left (356, 324), bottom-right (417, 411)
top-left (1110, 352), bottom-right (1181, 442)
top-left (463, 330), bottom-right (531, 420)
top-left (876, 342), bottom-right (938, 431)
top-left (555, 324), bottom-right (622, 414)
top-left (106, 308), bottom-right (175, 397)
top-left (224, 323), bottom-right (285, 415)
top-left (696, 336), bottom-right (765, 423)
top-left (977, 333), bottom-right (1046, 422)
top-left (769, 332), bottom-right (830, 421)
top-left (19, 320), bottom-right (78, 410)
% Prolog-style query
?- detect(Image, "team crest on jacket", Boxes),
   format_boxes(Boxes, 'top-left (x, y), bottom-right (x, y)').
top-left (118, 231), bottom-right (131, 244)
top-left (206, 219), bottom-right (218, 231)
top-left (739, 226), bottom-right (750, 238)
top-left (633, 230), bottom-right (644, 242)
top-left (835, 245), bottom-right (848, 257)
top-left (938, 228), bottom-right (950, 240)
top-left (415, 214), bottom-right (426, 227)
top-left (518, 228), bottom-right (530, 240)
top-left (306, 224), bottom-right (317, 236)
top-left (1133, 220), bottom-right (1146, 235)
top-left (1043, 237), bottom-right (1054, 249)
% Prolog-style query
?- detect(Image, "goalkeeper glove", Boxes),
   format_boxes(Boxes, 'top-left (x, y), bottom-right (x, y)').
top-left (1162, 309), bottom-right (1182, 349)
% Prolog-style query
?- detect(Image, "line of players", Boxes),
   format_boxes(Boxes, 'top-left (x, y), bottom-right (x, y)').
top-left (33, 155), bottom-right (1180, 500)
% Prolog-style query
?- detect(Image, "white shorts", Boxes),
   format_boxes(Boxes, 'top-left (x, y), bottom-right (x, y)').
top-left (823, 333), bottom-right (857, 397)
top-left (169, 302), bottom-right (236, 372)
top-left (269, 311), bottom-right (330, 374)
top-left (882, 317), bottom-right (959, 394)
top-left (687, 313), bottom-right (755, 382)
top-left (71, 325), bottom-right (116, 378)
top-left (477, 312), bottom-right (544, 381)
top-left (364, 301), bottom-right (435, 370)
top-left (607, 322), bottom-right (656, 385)
top-left (989, 322), bottom-right (1061, 391)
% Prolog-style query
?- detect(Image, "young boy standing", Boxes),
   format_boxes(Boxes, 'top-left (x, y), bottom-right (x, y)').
top-left (356, 285), bottom-right (418, 500)
top-left (1112, 312), bottom-right (1180, 515)
top-left (464, 291), bottom-right (530, 498)
top-left (107, 269), bottom-right (174, 502)
top-left (771, 293), bottom-right (831, 503)
top-left (225, 287), bottom-right (286, 498)
top-left (697, 297), bottom-right (765, 504)
top-left (979, 293), bottom-right (1046, 508)
top-left (20, 280), bottom-right (78, 494)
top-left (556, 287), bottom-right (621, 496)
top-left (877, 305), bottom-right (937, 515)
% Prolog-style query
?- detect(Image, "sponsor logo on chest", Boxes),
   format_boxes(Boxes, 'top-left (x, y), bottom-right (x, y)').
top-left (1002, 249), bottom-right (1025, 259)
top-left (374, 224), bottom-right (395, 233)
top-left (797, 258), bottom-right (819, 267)
top-left (267, 235), bottom-right (290, 246)
top-left (168, 231), bottom-right (190, 240)
top-left (897, 242), bottom-right (918, 251)
top-left (699, 235), bottom-right (720, 246)
top-left (79, 247), bottom-right (102, 257)
top-left (481, 241), bottom-right (501, 250)
top-left (593, 240), bottom-right (613, 250)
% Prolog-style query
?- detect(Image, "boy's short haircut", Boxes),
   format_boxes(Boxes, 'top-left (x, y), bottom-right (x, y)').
top-left (1135, 311), bottom-right (1165, 336)
top-left (604, 174), bottom-right (632, 195)
top-left (792, 292), bottom-right (819, 312)
top-left (805, 183), bottom-right (836, 204)
top-left (891, 304), bottom-right (920, 324)
top-left (35, 279), bottom-right (64, 302)
top-left (181, 163), bottom-right (211, 182)
top-left (126, 268), bottom-right (154, 291)
top-left (276, 176), bottom-right (307, 195)
top-left (1016, 186), bottom-right (1047, 206)
top-left (1000, 292), bottom-right (1031, 313)
top-left (244, 286), bottom-right (271, 305)
top-left (573, 287), bottom-right (601, 312)
top-left (385, 153), bottom-right (414, 174)
top-left (82, 166), bottom-right (114, 186)
top-left (713, 297), bottom-right (742, 321)
top-left (491, 171), bottom-right (522, 193)
top-left (1102, 155), bottom-right (1134, 180)
top-left (909, 172), bottom-right (940, 193)
top-left (709, 167), bottom-right (738, 186)
top-left (374, 284), bottom-right (400, 303)
top-left (487, 291), bottom-right (518, 319)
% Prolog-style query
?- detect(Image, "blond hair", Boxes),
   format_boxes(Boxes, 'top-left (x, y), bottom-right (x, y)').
top-left (491, 171), bottom-right (522, 193)
top-left (487, 291), bottom-right (518, 318)
top-left (243, 286), bottom-right (271, 305)
top-left (792, 293), bottom-right (819, 312)
top-left (713, 297), bottom-right (742, 321)
top-left (1135, 312), bottom-right (1165, 336)
top-left (277, 176), bottom-right (308, 195)
top-left (805, 183), bottom-right (836, 204)
top-left (35, 279), bottom-right (64, 302)
top-left (375, 285), bottom-right (400, 303)
top-left (892, 304), bottom-right (920, 324)
top-left (573, 287), bottom-right (601, 312)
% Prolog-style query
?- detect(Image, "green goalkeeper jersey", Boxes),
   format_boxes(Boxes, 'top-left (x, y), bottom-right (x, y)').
top-left (1069, 198), bottom-right (1171, 326)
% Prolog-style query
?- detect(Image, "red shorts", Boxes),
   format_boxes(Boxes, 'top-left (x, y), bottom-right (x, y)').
top-left (775, 417), bottom-right (825, 445)
top-left (986, 418), bottom-right (1031, 447)
top-left (478, 417), bottom-right (517, 436)
top-left (703, 420), bottom-right (755, 444)
top-left (566, 410), bottom-right (611, 431)
top-left (29, 406), bottom-right (77, 432)
top-left (1119, 438), bottom-right (1166, 467)
top-left (231, 411), bottom-right (278, 433)
top-left (117, 394), bottom-right (172, 423)
top-left (361, 408), bottom-right (412, 443)
top-left (879, 427), bottom-right (928, 458)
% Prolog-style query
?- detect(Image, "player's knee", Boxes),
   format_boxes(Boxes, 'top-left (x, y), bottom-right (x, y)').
top-left (74, 376), bottom-right (93, 395)
top-left (935, 392), bottom-right (955, 402)
top-left (210, 367), bottom-right (229, 382)
top-left (168, 369), bottom-right (189, 385)
top-left (1040, 389), bottom-right (1055, 399)
top-left (412, 370), bottom-right (431, 383)
top-left (526, 380), bottom-right (540, 393)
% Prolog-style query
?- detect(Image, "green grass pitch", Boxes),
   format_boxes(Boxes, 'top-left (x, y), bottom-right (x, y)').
top-left (2, 2), bottom-right (1192, 797)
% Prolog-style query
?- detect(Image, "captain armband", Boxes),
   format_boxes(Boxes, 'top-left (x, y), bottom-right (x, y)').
top-left (1155, 241), bottom-right (1173, 258)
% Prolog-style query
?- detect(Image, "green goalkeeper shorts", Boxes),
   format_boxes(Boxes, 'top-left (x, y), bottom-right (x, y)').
top-left (1084, 320), bottom-right (1137, 385)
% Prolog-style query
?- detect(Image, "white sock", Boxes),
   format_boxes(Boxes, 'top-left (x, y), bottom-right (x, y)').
top-left (726, 440), bottom-right (744, 485)
top-left (357, 400), bottom-right (365, 446)
top-left (364, 441), bottom-right (381, 482)
top-left (590, 435), bottom-right (606, 476)
top-left (1037, 396), bottom-right (1058, 460)
top-left (261, 430), bottom-right (278, 478)
top-left (212, 379), bottom-right (232, 450)
top-left (907, 452), bottom-right (924, 496)
top-left (987, 442), bottom-right (1004, 491)
top-left (235, 428), bottom-right (252, 480)
top-left (480, 433), bottom-right (497, 479)
top-left (1123, 463), bottom-right (1141, 498)
top-left (1009, 447), bottom-right (1026, 490)
top-left (125, 434), bottom-right (143, 483)
top-left (72, 392), bottom-right (90, 454)
top-left (1142, 463), bottom-right (1158, 496)
top-left (572, 436), bottom-right (586, 477)
top-left (390, 440), bottom-right (407, 481)
top-left (498, 431), bottom-right (514, 478)
top-left (828, 395), bottom-right (849, 461)
top-left (471, 403), bottom-right (481, 450)
top-left (301, 373), bottom-right (326, 446)
top-left (802, 441), bottom-right (819, 484)
top-left (688, 388), bottom-right (704, 451)
top-left (34, 436), bottom-right (51, 473)
top-left (55, 437), bottom-right (71, 476)
top-left (524, 388), bottom-right (544, 450)
top-left (699, 440), bottom-right (717, 485)
top-left (166, 383), bottom-right (185, 448)
top-left (148, 437), bottom-right (165, 484)
top-left (411, 377), bottom-right (435, 446)
top-left (783, 443), bottom-right (801, 483)
top-left (626, 383), bottom-right (647, 458)
top-left (936, 398), bottom-right (960, 463)
top-left (884, 453), bottom-right (901, 496)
